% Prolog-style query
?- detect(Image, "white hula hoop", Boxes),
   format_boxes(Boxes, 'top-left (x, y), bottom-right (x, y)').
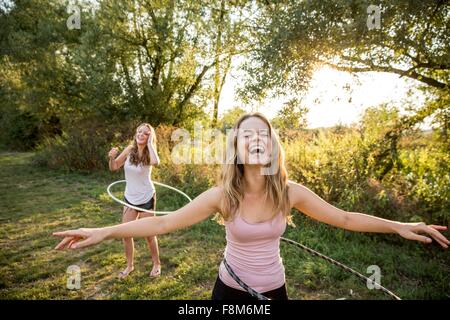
top-left (107, 180), bottom-right (193, 215)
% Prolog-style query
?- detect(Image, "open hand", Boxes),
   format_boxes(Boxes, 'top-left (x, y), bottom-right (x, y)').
top-left (53, 228), bottom-right (108, 250)
top-left (397, 222), bottom-right (449, 248)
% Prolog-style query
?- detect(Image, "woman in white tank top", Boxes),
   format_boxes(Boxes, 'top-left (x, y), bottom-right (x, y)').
top-left (107, 123), bottom-right (161, 279)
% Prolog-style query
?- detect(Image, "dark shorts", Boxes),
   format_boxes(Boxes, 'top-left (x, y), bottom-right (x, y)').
top-left (211, 276), bottom-right (288, 300)
top-left (123, 193), bottom-right (156, 212)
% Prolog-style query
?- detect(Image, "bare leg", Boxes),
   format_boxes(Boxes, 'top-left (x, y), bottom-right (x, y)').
top-left (119, 206), bottom-right (138, 278)
top-left (139, 211), bottom-right (161, 277)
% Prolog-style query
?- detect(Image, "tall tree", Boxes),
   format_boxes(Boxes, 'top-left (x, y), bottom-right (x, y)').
top-left (210, 0), bottom-right (250, 126)
top-left (246, 0), bottom-right (449, 96)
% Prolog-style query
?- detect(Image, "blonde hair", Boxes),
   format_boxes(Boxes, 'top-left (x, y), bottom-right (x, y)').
top-left (218, 112), bottom-right (292, 224)
top-left (128, 123), bottom-right (156, 166)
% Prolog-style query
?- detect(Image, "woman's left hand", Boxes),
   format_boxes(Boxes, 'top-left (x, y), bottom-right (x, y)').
top-left (396, 222), bottom-right (449, 248)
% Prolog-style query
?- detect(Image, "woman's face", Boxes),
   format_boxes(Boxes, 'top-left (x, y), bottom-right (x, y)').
top-left (135, 125), bottom-right (151, 145)
top-left (236, 117), bottom-right (273, 166)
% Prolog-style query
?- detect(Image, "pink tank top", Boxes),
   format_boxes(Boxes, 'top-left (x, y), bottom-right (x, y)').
top-left (218, 211), bottom-right (287, 292)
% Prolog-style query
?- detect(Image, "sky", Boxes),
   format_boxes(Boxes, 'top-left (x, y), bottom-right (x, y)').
top-left (218, 64), bottom-right (425, 129)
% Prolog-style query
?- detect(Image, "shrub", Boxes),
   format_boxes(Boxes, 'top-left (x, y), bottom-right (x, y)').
top-left (33, 120), bottom-right (131, 172)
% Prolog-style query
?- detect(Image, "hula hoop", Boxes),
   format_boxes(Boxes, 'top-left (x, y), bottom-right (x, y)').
top-left (224, 238), bottom-right (401, 300)
top-left (106, 181), bottom-right (401, 300)
top-left (107, 180), bottom-right (192, 215)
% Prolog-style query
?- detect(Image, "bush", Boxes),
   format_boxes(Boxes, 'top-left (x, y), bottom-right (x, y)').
top-left (284, 127), bottom-right (403, 220)
top-left (281, 121), bottom-right (448, 225)
top-left (0, 110), bottom-right (40, 151)
top-left (32, 120), bottom-right (131, 172)
top-left (399, 138), bottom-right (450, 224)
top-left (152, 124), bottom-right (221, 196)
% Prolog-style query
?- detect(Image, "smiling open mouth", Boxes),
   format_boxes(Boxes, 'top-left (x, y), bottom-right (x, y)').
top-left (249, 145), bottom-right (265, 155)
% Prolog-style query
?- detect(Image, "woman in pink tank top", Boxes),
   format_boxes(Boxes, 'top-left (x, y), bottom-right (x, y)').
top-left (54, 113), bottom-right (449, 300)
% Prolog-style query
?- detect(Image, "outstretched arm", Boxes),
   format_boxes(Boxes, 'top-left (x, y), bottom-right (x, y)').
top-left (53, 187), bottom-right (223, 249)
top-left (288, 181), bottom-right (449, 248)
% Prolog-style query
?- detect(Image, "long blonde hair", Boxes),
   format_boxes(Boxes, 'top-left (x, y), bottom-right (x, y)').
top-left (128, 123), bottom-right (156, 166)
top-left (219, 113), bottom-right (292, 224)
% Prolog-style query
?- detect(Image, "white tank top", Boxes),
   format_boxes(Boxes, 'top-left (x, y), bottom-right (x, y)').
top-left (124, 156), bottom-right (155, 205)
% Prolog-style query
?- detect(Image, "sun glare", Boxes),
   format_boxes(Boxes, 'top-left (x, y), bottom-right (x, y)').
top-left (219, 65), bottom-right (423, 129)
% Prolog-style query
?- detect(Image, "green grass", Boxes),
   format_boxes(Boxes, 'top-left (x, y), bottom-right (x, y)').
top-left (0, 152), bottom-right (448, 299)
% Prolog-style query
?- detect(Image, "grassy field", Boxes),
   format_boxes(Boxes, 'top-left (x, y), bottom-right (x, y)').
top-left (0, 152), bottom-right (448, 300)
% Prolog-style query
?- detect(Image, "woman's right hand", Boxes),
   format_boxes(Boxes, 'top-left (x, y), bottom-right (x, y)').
top-left (108, 147), bottom-right (119, 159)
top-left (53, 228), bottom-right (108, 250)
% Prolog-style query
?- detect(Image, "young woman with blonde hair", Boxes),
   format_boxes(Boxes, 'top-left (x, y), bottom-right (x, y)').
top-left (55, 113), bottom-right (448, 299)
top-left (108, 123), bottom-right (161, 278)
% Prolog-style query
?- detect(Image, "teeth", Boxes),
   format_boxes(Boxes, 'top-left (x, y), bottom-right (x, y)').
top-left (249, 145), bottom-right (265, 154)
